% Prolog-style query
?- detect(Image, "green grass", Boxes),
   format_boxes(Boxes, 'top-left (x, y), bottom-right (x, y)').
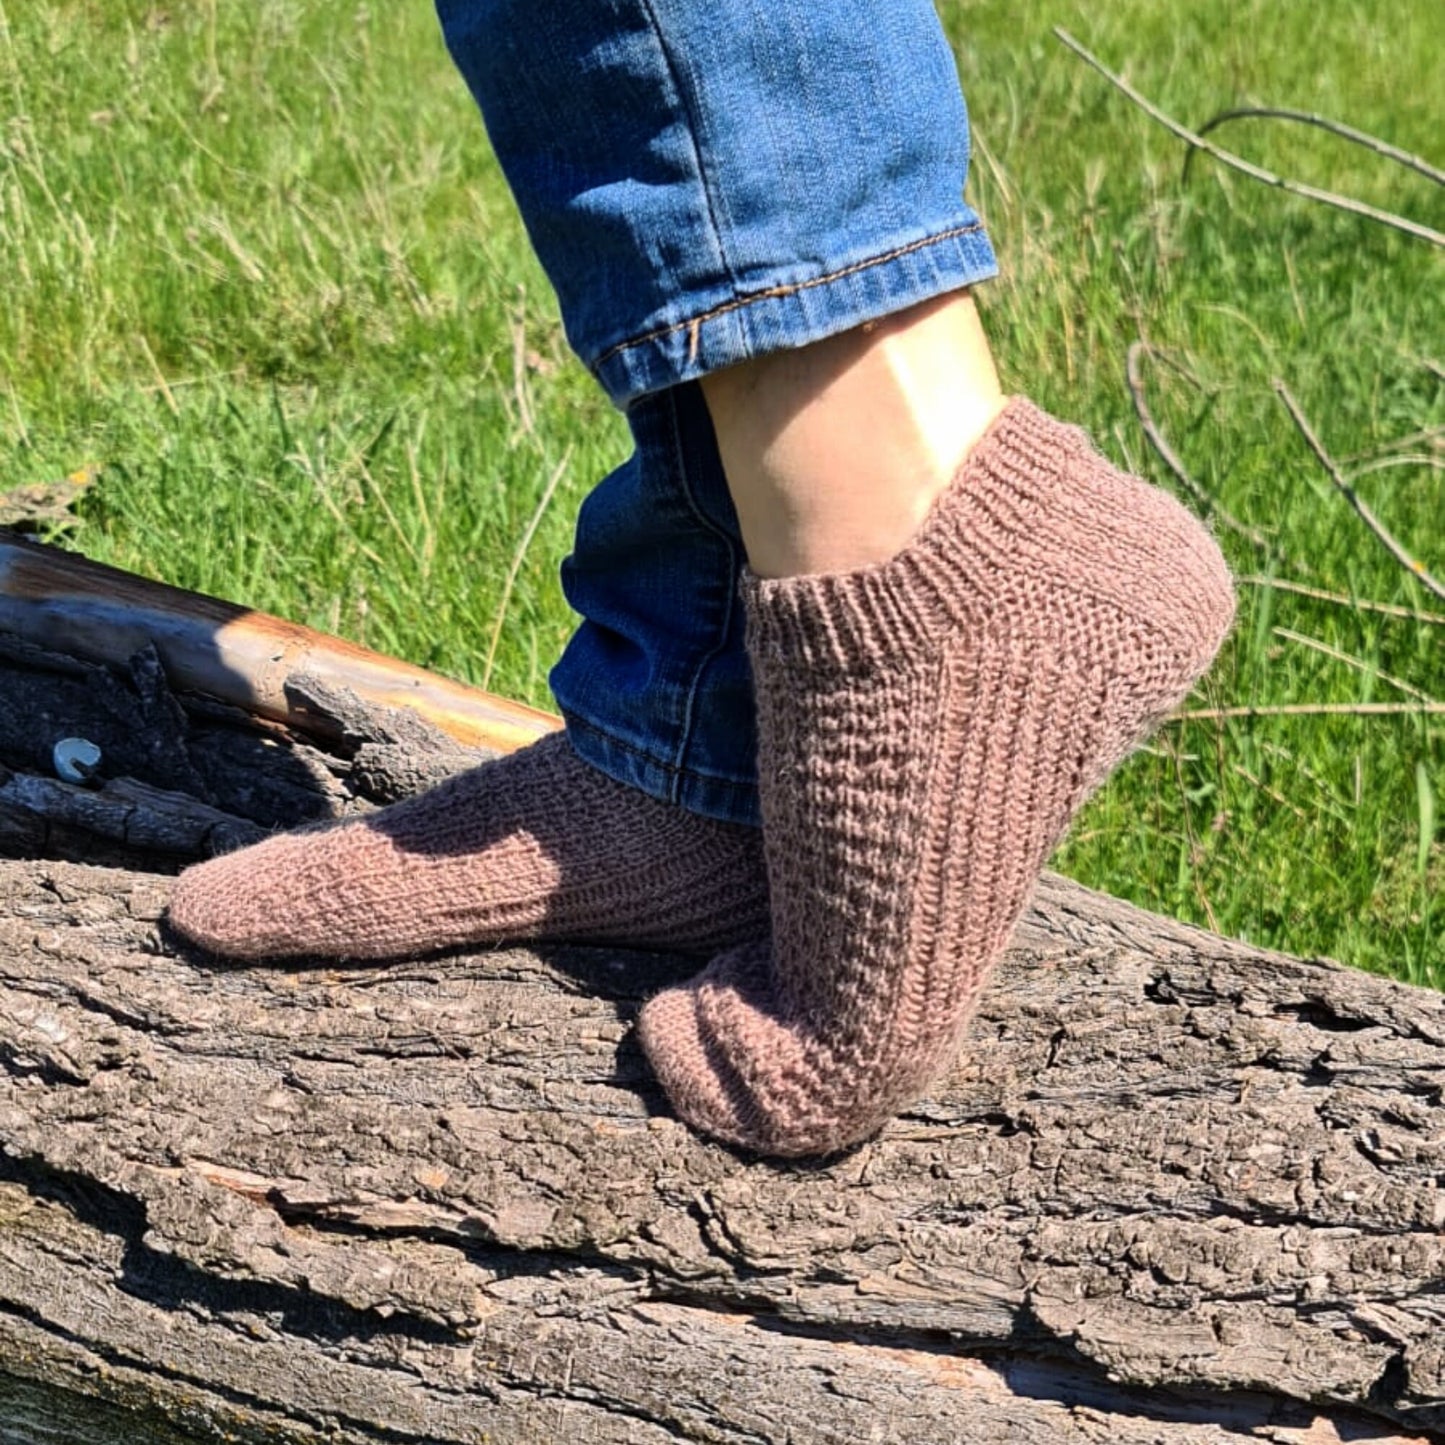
top-left (1, 0), bottom-right (1440, 983)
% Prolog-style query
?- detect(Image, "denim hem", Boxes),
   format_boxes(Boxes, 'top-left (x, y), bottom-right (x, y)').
top-left (593, 220), bottom-right (999, 407)
top-left (562, 710), bottom-right (762, 828)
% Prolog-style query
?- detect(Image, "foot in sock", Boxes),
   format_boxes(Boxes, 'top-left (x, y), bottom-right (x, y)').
top-left (637, 398), bottom-right (1236, 1156)
top-left (167, 730), bottom-right (771, 961)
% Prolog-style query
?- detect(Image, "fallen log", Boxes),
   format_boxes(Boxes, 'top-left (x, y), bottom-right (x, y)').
top-left (4, 860), bottom-right (1443, 1443)
top-left (0, 555), bottom-right (1442, 1443)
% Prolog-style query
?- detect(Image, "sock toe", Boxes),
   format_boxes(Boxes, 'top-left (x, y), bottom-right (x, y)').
top-left (168, 825), bottom-right (358, 958)
top-left (636, 979), bottom-right (753, 1145)
top-left (169, 847), bottom-right (288, 958)
top-left (639, 946), bottom-right (894, 1156)
top-left (165, 733), bottom-right (771, 962)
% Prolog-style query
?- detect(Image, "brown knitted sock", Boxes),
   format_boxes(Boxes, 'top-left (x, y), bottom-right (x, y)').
top-left (637, 398), bottom-right (1236, 1156)
top-left (167, 731), bottom-right (770, 960)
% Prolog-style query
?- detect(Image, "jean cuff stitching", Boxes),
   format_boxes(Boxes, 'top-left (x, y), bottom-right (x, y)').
top-left (594, 220), bottom-right (988, 369)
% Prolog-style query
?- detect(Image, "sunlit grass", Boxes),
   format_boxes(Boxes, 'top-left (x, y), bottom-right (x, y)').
top-left (1, 0), bottom-right (1440, 981)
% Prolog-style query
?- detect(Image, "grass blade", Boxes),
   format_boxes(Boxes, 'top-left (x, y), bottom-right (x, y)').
top-left (1419, 762), bottom-right (1437, 882)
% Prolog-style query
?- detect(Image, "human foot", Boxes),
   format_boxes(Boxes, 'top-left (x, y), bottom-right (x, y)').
top-left (168, 731), bottom-right (770, 961)
top-left (637, 398), bottom-right (1235, 1155)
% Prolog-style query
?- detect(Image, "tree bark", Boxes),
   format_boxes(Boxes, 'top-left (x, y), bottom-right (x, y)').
top-left (1, 615), bottom-right (1442, 1443)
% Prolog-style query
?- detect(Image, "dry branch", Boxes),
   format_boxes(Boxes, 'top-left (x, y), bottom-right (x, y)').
top-left (1124, 341), bottom-right (1272, 552)
top-left (0, 533), bottom-right (559, 753)
top-left (1273, 381), bottom-right (1445, 603)
top-left (1351, 454), bottom-right (1445, 481)
top-left (1186, 106), bottom-right (1445, 190)
top-left (1273, 624), bottom-right (1439, 704)
top-left (1175, 699), bottom-right (1445, 721)
top-left (1055, 28), bottom-right (1445, 249)
top-left (1238, 574), bottom-right (1445, 627)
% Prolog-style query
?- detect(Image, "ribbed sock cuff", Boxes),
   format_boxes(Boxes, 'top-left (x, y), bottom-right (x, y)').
top-left (741, 396), bottom-right (1225, 676)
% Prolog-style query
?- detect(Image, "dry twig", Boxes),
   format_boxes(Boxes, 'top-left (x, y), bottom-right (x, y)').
top-left (1273, 625), bottom-right (1437, 704)
top-left (1125, 342), bottom-right (1272, 551)
top-left (1238, 574), bottom-right (1445, 627)
top-left (1344, 424), bottom-right (1445, 463)
top-left (1185, 107), bottom-right (1445, 190)
top-left (1349, 454), bottom-right (1445, 481)
top-left (1161, 728), bottom-right (1220, 931)
top-left (1054, 29), bottom-right (1445, 249)
top-left (1174, 701), bottom-right (1445, 721)
top-left (481, 447), bottom-right (571, 690)
top-left (1273, 380), bottom-right (1445, 603)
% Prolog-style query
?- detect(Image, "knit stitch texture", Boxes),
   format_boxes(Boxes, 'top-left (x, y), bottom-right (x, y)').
top-left (636, 397), bottom-right (1236, 1156)
top-left (167, 730), bottom-right (771, 960)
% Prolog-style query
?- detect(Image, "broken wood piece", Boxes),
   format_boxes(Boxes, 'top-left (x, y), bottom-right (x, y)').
top-left (0, 768), bottom-right (266, 860)
top-left (284, 673), bottom-right (490, 802)
top-left (0, 533), bottom-right (561, 754)
top-left (0, 630), bottom-right (494, 866)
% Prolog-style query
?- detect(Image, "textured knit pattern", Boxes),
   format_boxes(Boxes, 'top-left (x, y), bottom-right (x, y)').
top-left (167, 730), bottom-right (771, 961)
top-left (636, 398), bottom-right (1236, 1157)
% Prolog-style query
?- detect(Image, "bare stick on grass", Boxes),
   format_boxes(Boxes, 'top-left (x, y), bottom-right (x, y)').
top-left (1125, 341), bottom-right (1272, 552)
top-left (1344, 424), bottom-right (1445, 463)
top-left (1349, 454), bottom-right (1445, 481)
top-left (135, 334), bottom-right (180, 418)
top-left (1273, 625), bottom-right (1439, 705)
top-left (1273, 380), bottom-right (1445, 603)
top-left (1054, 28), bottom-right (1445, 250)
top-left (1238, 574), bottom-right (1445, 628)
top-left (1185, 107), bottom-right (1445, 190)
top-left (1175, 701), bottom-right (1445, 722)
top-left (1161, 727), bottom-right (1220, 931)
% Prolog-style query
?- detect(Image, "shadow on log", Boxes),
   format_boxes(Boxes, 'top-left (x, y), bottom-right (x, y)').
top-left (0, 579), bottom-right (1443, 1443)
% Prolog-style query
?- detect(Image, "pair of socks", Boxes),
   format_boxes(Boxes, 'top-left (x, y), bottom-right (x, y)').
top-left (169, 399), bottom-right (1235, 1156)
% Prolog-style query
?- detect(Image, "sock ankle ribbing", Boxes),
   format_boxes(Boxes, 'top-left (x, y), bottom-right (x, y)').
top-left (636, 397), bottom-right (1236, 1156)
top-left (167, 730), bottom-right (771, 961)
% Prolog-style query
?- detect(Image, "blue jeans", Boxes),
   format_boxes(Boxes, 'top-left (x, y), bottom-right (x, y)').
top-left (436, 0), bottom-right (998, 824)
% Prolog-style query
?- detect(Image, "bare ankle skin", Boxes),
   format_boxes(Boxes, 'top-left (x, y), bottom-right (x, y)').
top-left (700, 290), bottom-right (1006, 578)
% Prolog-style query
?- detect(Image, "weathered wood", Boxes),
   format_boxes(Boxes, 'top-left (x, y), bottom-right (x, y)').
top-left (1, 589), bottom-right (1442, 1442)
top-left (1, 857), bottom-right (1442, 1443)
top-left (0, 768), bottom-right (266, 859)
top-left (0, 628), bottom-right (488, 865)
top-left (284, 673), bottom-right (496, 804)
top-left (0, 533), bottom-right (560, 753)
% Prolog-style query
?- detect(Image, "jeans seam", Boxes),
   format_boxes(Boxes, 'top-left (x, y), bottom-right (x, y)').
top-left (660, 388), bottom-right (745, 804)
top-left (595, 220), bottom-right (987, 370)
top-left (634, 0), bottom-right (740, 298)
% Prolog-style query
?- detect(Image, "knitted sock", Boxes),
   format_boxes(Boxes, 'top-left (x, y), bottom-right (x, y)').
top-left (167, 731), bottom-right (770, 960)
top-left (636, 398), bottom-right (1236, 1156)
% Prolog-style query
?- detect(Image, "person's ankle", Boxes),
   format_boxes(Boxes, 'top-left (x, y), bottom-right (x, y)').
top-left (702, 290), bottom-right (1005, 578)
